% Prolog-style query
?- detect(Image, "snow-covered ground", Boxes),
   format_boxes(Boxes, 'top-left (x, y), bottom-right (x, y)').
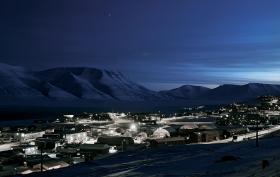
top-left (25, 133), bottom-right (280, 177)
top-left (0, 142), bottom-right (19, 152)
top-left (157, 116), bottom-right (215, 125)
top-left (157, 116), bottom-right (198, 124)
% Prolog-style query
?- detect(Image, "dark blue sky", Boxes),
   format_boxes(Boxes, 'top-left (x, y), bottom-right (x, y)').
top-left (1, 0), bottom-right (280, 90)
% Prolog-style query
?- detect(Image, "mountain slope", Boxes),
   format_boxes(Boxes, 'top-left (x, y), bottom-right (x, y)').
top-left (36, 67), bottom-right (113, 100)
top-left (0, 64), bottom-right (162, 101)
top-left (201, 83), bottom-right (280, 101)
top-left (0, 63), bottom-right (44, 98)
top-left (1, 63), bottom-right (280, 104)
top-left (159, 85), bottom-right (210, 100)
top-left (100, 70), bottom-right (160, 101)
top-left (36, 67), bottom-right (160, 101)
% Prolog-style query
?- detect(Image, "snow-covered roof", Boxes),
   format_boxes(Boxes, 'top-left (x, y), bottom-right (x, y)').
top-left (198, 124), bottom-right (217, 130)
top-left (152, 128), bottom-right (170, 138)
top-left (180, 124), bottom-right (199, 130)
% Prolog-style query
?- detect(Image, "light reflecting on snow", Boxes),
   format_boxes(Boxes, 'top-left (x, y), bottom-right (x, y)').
top-left (109, 146), bottom-right (118, 154)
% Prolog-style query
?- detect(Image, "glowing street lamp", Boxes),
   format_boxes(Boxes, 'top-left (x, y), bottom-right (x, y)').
top-left (129, 123), bottom-right (137, 132)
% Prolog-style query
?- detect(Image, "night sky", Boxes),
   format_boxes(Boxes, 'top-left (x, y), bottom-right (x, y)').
top-left (1, 0), bottom-right (280, 90)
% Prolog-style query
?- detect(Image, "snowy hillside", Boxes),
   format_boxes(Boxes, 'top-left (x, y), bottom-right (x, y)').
top-left (36, 67), bottom-right (161, 101)
top-left (159, 85), bottom-right (210, 100)
top-left (202, 83), bottom-right (280, 102)
top-left (0, 63), bottom-right (44, 98)
top-left (0, 64), bottom-right (162, 102)
top-left (1, 63), bottom-right (280, 104)
top-left (100, 70), bottom-right (160, 101)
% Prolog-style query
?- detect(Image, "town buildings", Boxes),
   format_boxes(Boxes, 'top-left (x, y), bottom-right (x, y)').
top-left (1, 97), bottom-right (280, 175)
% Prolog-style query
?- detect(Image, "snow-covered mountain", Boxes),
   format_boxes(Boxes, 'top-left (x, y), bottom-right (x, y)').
top-left (1, 63), bottom-right (280, 105)
top-left (201, 83), bottom-right (280, 102)
top-left (0, 63), bottom-right (161, 101)
top-left (36, 67), bottom-right (160, 101)
top-left (0, 63), bottom-right (45, 98)
top-left (158, 83), bottom-right (280, 102)
top-left (159, 85), bottom-right (210, 100)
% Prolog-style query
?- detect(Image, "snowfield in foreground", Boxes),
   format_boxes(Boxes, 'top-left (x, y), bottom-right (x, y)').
top-left (26, 135), bottom-right (280, 177)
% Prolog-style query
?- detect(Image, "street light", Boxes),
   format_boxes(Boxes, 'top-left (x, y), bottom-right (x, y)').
top-left (129, 123), bottom-right (137, 132)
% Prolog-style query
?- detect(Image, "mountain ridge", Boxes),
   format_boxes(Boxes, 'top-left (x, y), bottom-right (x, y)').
top-left (0, 63), bottom-right (280, 105)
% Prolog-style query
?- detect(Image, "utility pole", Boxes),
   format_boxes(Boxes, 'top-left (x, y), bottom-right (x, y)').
top-left (40, 145), bottom-right (43, 172)
top-left (38, 141), bottom-right (45, 172)
top-left (256, 114), bottom-right (259, 147)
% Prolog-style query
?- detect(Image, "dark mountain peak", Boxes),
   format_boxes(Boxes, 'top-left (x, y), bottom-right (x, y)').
top-left (1, 63), bottom-right (280, 105)
top-left (243, 82), bottom-right (280, 87)
top-left (202, 82), bottom-right (280, 102)
top-left (159, 85), bottom-right (210, 100)
top-left (178, 85), bottom-right (209, 89)
top-left (0, 63), bottom-right (161, 101)
top-left (247, 82), bottom-right (262, 85)
top-left (216, 84), bottom-right (239, 88)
